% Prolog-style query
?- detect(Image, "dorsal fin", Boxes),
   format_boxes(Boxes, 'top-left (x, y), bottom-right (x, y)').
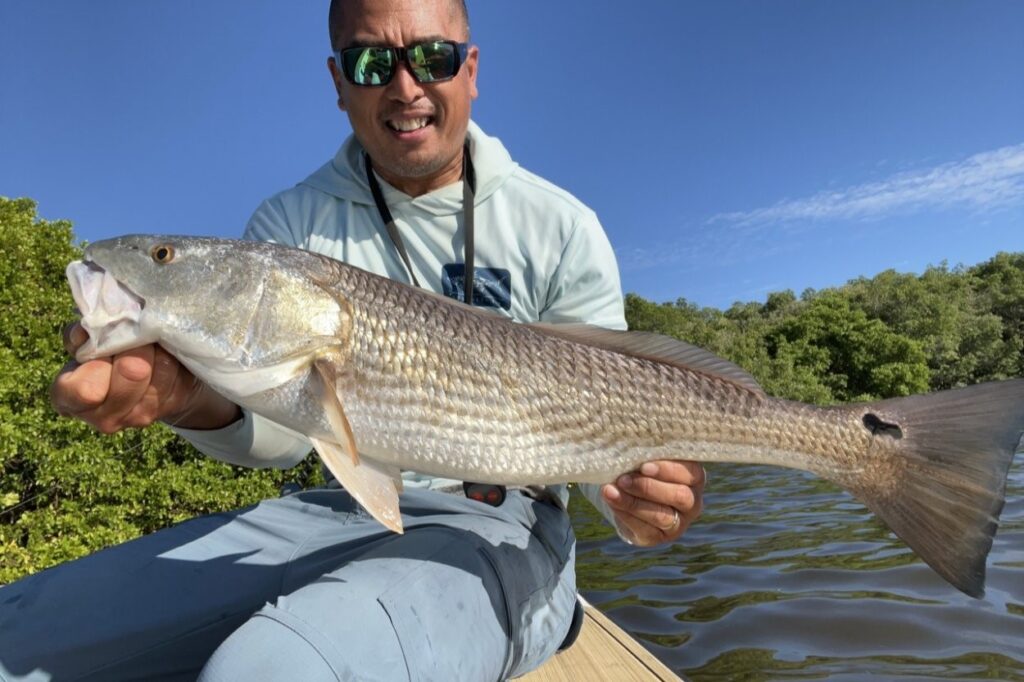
top-left (527, 323), bottom-right (765, 396)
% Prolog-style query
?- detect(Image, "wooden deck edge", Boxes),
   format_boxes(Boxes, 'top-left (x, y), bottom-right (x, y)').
top-left (518, 597), bottom-right (683, 682)
top-left (578, 598), bottom-right (682, 681)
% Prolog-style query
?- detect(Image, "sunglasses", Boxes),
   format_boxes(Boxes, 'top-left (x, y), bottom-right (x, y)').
top-left (335, 40), bottom-right (469, 87)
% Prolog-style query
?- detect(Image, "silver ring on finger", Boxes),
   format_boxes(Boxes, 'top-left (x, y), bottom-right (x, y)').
top-left (661, 508), bottom-right (681, 532)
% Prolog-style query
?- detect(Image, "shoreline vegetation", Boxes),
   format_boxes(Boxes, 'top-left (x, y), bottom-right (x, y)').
top-left (2, 195), bottom-right (1023, 583)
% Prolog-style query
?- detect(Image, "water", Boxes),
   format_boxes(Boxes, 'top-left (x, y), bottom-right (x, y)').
top-left (570, 459), bottom-right (1024, 681)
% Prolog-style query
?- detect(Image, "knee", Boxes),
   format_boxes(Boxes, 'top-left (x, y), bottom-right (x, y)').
top-left (199, 610), bottom-right (335, 682)
top-left (199, 602), bottom-right (408, 682)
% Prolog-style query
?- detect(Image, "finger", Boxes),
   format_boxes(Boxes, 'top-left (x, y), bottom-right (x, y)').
top-left (51, 358), bottom-right (113, 416)
top-left (62, 322), bottom-right (88, 356)
top-left (96, 346), bottom-right (157, 429)
top-left (149, 345), bottom-right (185, 408)
top-left (603, 485), bottom-right (684, 532)
top-left (50, 360), bottom-right (81, 416)
top-left (611, 512), bottom-right (653, 546)
top-left (123, 346), bottom-right (185, 426)
top-left (604, 489), bottom-right (685, 547)
top-left (637, 460), bottom-right (706, 487)
top-left (604, 494), bottom-right (658, 546)
top-left (615, 473), bottom-right (699, 512)
top-left (604, 475), bottom-right (706, 547)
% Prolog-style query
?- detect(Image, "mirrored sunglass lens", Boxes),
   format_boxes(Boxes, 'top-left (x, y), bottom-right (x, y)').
top-left (344, 47), bottom-right (394, 85)
top-left (408, 42), bottom-right (456, 82)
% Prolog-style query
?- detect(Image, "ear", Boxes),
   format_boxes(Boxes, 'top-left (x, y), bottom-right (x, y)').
top-left (327, 55), bottom-right (348, 111)
top-left (465, 45), bottom-right (479, 100)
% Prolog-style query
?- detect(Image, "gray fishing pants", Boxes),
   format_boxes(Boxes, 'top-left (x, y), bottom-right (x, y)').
top-left (0, 487), bottom-right (577, 681)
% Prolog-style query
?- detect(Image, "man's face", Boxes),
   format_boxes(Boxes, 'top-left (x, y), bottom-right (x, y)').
top-left (328, 0), bottom-right (479, 193)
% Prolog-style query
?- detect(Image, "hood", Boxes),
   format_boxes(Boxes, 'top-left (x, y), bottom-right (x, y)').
top-left (299, 120), bottom-right (519, 217)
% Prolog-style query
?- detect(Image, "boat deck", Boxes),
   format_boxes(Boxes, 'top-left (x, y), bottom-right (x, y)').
top-left (520, 598), bottom-right (682, 681)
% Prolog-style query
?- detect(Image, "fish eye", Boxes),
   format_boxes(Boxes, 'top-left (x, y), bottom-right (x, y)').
top-left (151, 244), bottom-right (175, 264)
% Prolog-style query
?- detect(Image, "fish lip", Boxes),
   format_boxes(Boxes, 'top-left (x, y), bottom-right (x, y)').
top-left (66, 259), bottom-right (147, 362)
top-left (70, 258), bottom-right (146, 309)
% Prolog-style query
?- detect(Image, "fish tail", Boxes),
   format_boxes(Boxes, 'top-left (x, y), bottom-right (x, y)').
top-left (836, 378), bottom-right (1024, 598)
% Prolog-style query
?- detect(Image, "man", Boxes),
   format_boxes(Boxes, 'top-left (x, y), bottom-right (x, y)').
top-left (0, 0), bottom-right (704, 679)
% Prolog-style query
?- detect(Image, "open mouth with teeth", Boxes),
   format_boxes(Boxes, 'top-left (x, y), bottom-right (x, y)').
top-left (386, 117), bottom-right (434, 134)
top-left (66, 260), bottom-right (148, 362)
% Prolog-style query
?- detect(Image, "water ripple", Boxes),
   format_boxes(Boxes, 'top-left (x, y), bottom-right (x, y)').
top-left (570, 459), bottom-right (1024, 680)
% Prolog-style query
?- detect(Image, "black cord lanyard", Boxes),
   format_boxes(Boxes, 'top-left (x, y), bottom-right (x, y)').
top-left (365, 144), bottom-right (507, 507)
top-left (365, 143), bottom-right (476, 305)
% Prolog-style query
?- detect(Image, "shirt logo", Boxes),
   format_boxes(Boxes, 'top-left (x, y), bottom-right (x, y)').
top-left (441, 265), bottom-right (511, 310)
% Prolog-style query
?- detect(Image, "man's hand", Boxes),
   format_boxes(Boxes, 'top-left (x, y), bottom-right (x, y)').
top-left (50, 322), bottom-right (241, 433)
top-left (601, 460), bottom-right (705, 547)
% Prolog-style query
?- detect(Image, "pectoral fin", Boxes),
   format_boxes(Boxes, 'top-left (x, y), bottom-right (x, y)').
top-left (314, 356), bottom-right (360, 465)
top-left (311, 438), bottom-right (404, 533)
top-left (312, 354), bottom-right (404, 531)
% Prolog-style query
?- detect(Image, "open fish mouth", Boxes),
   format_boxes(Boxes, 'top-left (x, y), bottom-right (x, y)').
top-left (66, 260), bottom-right (147, 361)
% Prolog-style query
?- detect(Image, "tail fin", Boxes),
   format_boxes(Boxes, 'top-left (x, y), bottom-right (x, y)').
top-left (836, 378), bottom-right (1024, 598)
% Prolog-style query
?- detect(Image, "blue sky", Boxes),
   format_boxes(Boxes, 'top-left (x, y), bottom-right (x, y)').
top-left (2, 1), bottom-right (1022, 309)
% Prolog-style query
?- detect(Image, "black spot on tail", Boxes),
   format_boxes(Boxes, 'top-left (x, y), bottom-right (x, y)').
top-left (863, 413), bottom-right (903, 439)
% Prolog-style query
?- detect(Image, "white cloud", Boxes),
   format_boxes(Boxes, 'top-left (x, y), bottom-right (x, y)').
top-left (618, 143), bottom-right (1024, 276)
top-left (712, 143), bottom-right (1024, 227)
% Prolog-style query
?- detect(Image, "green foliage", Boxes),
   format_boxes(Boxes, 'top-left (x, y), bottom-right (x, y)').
top-left (767, 290), bottom-right (930, 402)
top-left (844, 264), bottom-right (1018, 389)
top-left (0, 198), bottom-right (318, 584)
top-left (970, 252), bottom-right (1024, 378)
top-left (624, 254), bottom-right (1024, 405)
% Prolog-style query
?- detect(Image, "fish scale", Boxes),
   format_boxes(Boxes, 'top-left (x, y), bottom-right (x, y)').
top-left (338, 266), bottom-right (871, 483)
top-left (66, 235), bottom-right (1024, 597)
